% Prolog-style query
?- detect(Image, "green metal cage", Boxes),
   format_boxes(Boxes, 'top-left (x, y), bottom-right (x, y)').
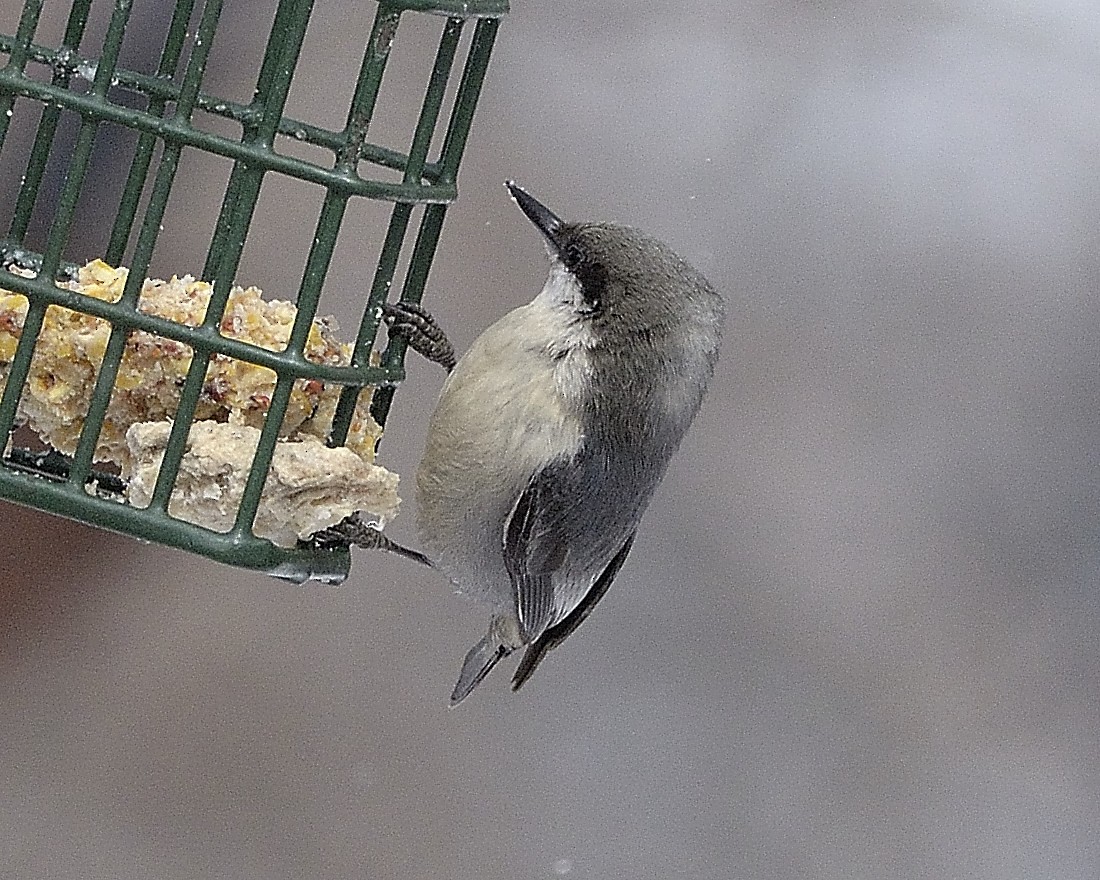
top-left (0, 0), bottom-right (505, 583)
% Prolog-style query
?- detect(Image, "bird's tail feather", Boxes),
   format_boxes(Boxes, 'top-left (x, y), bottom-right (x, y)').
top-left (450, 635), bottom-right (510, 706)
top-left (511, 640), bottom-right (551, 692)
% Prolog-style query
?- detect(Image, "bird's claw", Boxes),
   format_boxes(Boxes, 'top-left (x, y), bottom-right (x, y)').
top-left (311, 512), bottom-right (432, 567)
top-left (383, 301), bottom-right (457, 373)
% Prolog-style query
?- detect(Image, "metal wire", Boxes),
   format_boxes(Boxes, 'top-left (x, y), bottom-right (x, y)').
top-left (0, 0), bottom-right (505, 583)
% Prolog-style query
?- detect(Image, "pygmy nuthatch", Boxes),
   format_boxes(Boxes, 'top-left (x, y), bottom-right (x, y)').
top-left (385, 182), bottom-right (724, 704)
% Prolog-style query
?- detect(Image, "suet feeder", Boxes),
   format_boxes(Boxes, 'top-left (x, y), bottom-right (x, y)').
top-left (0, 0), bottom-right (505, 583)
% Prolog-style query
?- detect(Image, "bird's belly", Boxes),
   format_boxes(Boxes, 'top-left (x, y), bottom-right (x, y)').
top-left (414, 339), bottom-right (585, 613)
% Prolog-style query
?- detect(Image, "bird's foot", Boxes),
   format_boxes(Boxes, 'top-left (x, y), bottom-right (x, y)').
top-left (383, 301), bottom-right (456, 373)
top-left (311, 511), bottom-right (431, 567)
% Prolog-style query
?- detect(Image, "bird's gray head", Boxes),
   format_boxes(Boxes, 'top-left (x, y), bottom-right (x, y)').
top-left (505, 181), bottom-right (722, 342)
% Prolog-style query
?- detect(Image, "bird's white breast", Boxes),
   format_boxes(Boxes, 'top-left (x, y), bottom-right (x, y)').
top-left (415, 265), bottom-right (594, 611)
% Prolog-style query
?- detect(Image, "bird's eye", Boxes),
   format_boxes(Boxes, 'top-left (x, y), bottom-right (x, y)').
top-left (563, 243), bottom-right (584, 266)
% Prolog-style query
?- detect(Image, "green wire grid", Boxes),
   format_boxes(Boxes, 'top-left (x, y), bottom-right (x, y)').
top-left (0, 0), bottom-right (505, 583)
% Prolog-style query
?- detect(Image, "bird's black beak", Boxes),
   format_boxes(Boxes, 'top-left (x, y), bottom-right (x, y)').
top-left (505, 181), bottom-right (564, 253)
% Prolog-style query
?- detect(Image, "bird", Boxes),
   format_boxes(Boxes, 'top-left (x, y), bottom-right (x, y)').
top-left (385, 182), bottom-right (725, 704)
top-left (320, 182), bottom-right (724, 704)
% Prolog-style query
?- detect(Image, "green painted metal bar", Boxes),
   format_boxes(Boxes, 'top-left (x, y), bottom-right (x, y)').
top-left (0, 299), bottom-right (45, 442)
top-left (106, 0), bottom-right (196, 264)
top-left (333, 15), bottom-right (464, 444)
top-left (336, 3), bottom-right (401, 170)
top-left (39, 0), bottom-right (131, 279)
top-left (230, 372), bottom-right (298, 539)
top-left (210, 0), bottom-right (315, 284)
top-left (0, 32), bottom-right (442, 180)
top-left (0, 69), bottom-right (456, 203)
top-left (69, 0), bottom-right (221, 489)
top-left (0, 463), bottom-right (350, 583)
top-left (232, 190), bottom-right (349, 536)
top-left (0, 0), bottom-right (44, 448)
top-left (0, 0), bottom-right (44, 151)
top-left (233, 0), bottom-right (404, 534)
top-left (371, 15), bottom-right (500, 427)
top-left (395, 0), bottom-right (506, 15)
top-left (154, 0), bottom-right (315, 515)
top-left (7, 0), bottom-right (92, 244)
top-left (433, 17), bottom-right (500, 185)
top-left (203, 0), bottom-right (312, 282)
top-left (0, 269), bottom-right (397, 385)
top-left (0, 0), bottom-right (96, 449)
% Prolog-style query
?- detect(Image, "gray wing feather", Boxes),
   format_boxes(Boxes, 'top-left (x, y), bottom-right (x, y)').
top-left (511, 531), bottom-right (636, 691)
top-left (503, 444), bottom-right (651, 657)
top-left (502, 466), bottom-right (569, 641)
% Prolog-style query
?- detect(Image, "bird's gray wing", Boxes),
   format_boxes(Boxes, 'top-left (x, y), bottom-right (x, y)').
top-left (502, 462), bottom-right (572, 642)
top-left (511, 531), bottom-right (636, 692)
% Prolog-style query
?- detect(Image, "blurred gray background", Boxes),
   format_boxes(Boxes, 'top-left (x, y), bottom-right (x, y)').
top-left (2, 1), bottom-right (1099, 878)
